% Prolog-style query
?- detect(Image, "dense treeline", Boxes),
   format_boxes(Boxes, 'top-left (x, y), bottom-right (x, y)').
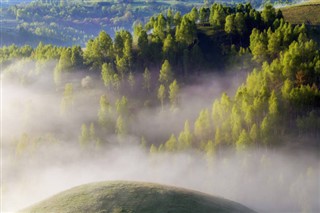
top-left (2, 2), bottom-right (319, 155)
top-left (3, 3), bottom-right (319, 212)
top-left (1, 0), bottom-right (198, 46)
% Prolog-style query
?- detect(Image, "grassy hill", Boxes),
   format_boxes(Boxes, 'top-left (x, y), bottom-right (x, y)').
top-left (281, 0), bottom-right (320, 25)
top-left (19, 181), bottom-right (256, 213)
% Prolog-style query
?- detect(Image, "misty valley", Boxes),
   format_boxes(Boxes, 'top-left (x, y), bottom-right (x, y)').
top-left (1, 0), bottom-right (320, 213)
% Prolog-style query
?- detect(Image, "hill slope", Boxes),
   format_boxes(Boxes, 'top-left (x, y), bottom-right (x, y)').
top-left (19, 181), bottom-right (256, 213)
top-left (281, 1), bottom-right (320, 25)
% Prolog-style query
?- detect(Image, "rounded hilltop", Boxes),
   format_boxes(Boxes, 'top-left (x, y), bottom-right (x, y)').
top-left (20, 181), bottom-right (256, 213)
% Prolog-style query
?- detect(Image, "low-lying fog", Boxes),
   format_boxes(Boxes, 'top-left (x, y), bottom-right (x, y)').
top-left (1, 60), bottom-right (319, 212)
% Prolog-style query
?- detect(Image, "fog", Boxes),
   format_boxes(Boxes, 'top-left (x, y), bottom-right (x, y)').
top-left (1, 60), bottom-right (319, 213)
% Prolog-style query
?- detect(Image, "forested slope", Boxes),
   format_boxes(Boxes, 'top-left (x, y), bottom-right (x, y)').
top-left (2, 2), bottom-right (320, 212)
top-left (2, 2), bottom-right (319, 154)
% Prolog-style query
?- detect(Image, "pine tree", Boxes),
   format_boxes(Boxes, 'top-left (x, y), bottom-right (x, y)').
top-left (127, 72), bottom-right (136, 90)
top-left (115, 115), bottom-right (126, 136)
top-left (236, 129), bottom-right (250, 151)
top-left (165, 134), bottom-right (177, 152)
top-left (169, 80), bottom-right (179, 109)
top-left (98, 95), bottom-right (111, 128)
top-left (143, 67), bottom-right (151, 93)
top-left (159, 60), bottom-right (173, 85)
top-left (101, 63), bottom-right (115, 89)
top-left (60, 83), bottom-right (74, 114)
top-left (178, 120), bottom-right (193, 150)
top-left (79, 123), bottom-right (89, 147)
top-left (158, 84), bottom-right (166, 111)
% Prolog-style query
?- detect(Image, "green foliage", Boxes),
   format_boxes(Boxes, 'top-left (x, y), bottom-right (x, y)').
top-left (142, 67), bottom-right (151, 93)
top-left (236, 129), bottom-right (250, 151)
top-left (60, 83), bottom-right (74, 114)
top-left (98, 95), bottom-right (112, 128)
top-left (101, 63), bottom-right (116, 89)
top-left (178, 120), bottom-right (193, 150)
top-left (175, 16), bottom-right (197, 46)
top-left (84, 31), bottom-right (113, 70)
top-left (157, 84), bottom-right (166, 111)
top-left (164, 134), bottom-right (177, 152)
top-left (169, 80), bottom-right (179, 109)
top-left (116, 115), bottom-right (127, 136)
top-left (159, 60), bottom-right (173, 85)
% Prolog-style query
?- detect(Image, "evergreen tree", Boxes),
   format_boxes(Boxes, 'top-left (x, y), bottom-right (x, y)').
top-left (79, 123), bottom-right (89, 147)
top-left (165, 134), bottom-right (177, 152)
top-left (159, 60), bottom-right (173, 85)
top-left (101, 63), bottom-right (115, 89)
top-left (127, 72), bottom-right (136, 90)
top-left (178, 120), bottom-right (193, 150)
top-left (169, 80), bottom-right (179, 109)
top-left (158, 84), bottom-right (166, 111)
top-left (60, 83), bottom-right (74, 114)
top-left (143, 67), bottom-right (151, 93)
top-left (236, 129), bottom-right (250, 151)
top-left (98, 95), bottom-right (111, 128)
top-left (115, 115), bottom-right (127, 136)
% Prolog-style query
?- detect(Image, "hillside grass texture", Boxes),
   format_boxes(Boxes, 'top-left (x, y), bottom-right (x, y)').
top-left (20, 181), bottom-right (256, 213)
top-left (281, 0), bottom-right (320, 25)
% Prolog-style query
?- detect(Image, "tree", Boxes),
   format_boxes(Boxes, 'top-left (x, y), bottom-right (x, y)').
top-left (116, 55), bottom-right (129, 80)
top-left (133, 22), bottom-right (143, 46)
top-left (89, 122), bottom-right (96, 142)
top-left (249, 124), bottom-right (259, 144)
top-left (150, 144), bottom-right (158, 154)
top-left (209, 4), bottom-right (227, 29)
top-left (261, 4), bottom-right (276, 26)
top-left (173, 11), bottom-right (182, 26)
top-left (188, 7), bottom-right (199, 22)
top-left (199, 7), bottom-right (209, 24)
top-left (116, 96), bottom-right (128, 116)
top-left (115, 115), bottom-right (126, 136)
top-left (268, 90), bottom-right (279, 117)
top-left (60, 83), bottom-right (74, 114)
top-left (84, 31), bottom-right (113, 69)
top-left (235, 12), bottom-right (246, 35)
top-left (194, 109), bottom-right (212, 143)
top-left (178, 120), bottom-right (193, 150)
top-left (224, 14), bottom-right (236, 34)
top-left (169, 80), bottom-right (179, 109)
top-left (159, 60), bottom-right (173, 85)
top-left (127, 72), bottom-right (135, 90)
top-left (175, 16), bottom-right (197, 45)
top-left (158, 84), bottom-right (166, 111)
top-left (71, 45), bottom-right (83, 68)
top-left (162, 34), bottom-right (176, 63)
top-left (153, 13), bottom-right (167, 40)
top-left (79, 123), bottom-right (89, 147)
top-left (101, 63), bottom-right (115, 89)
top-left (267, 32), bottom-right (281, 58)
top-left (143, 67), bottom-right (151, 93)
top-left (165, 134), bottom-right (177, 152)
top-left (260, 116), bottom-right (272, 146)
top-left (98, 95), bottom-right (111, 128)
top-left (54, 48), bottom-right (72, 86)
top-left (236, 129), bottom-right (250, 151)
top-left (137, 30), bottom-right (149, 62)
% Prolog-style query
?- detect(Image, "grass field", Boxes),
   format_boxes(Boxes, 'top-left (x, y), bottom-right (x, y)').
top-left (281, 0), bottom-right (320, 25)
top-left (19, 181), bottom-right (256, 213)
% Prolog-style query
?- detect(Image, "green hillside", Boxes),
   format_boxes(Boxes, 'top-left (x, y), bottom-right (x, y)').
top-left (19, 181), bottom-right (256, 213)
top-left (281, 0), bottom-right (320, 25)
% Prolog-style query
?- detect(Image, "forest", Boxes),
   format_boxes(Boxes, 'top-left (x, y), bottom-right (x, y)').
top-left (1, 1), bottom-right (319, 212)
top-left (0, 0), bottom-right (299, 46)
